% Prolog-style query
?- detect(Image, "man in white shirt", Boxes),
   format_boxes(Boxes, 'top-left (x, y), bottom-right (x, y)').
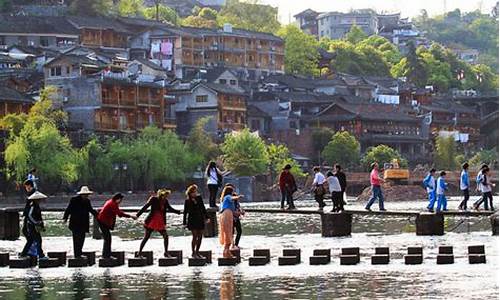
top-left (326, 171), bottom-right (343, 212)
top-left (312, 166), bottom-right (326, 209)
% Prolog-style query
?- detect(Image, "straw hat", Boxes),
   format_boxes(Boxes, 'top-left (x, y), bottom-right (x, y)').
top-left (77, 186), bottom-right (94, 195)
top-left (28, 191), bottom-right (48, 200)
top-left (157, 188), bottom-right (171, 198)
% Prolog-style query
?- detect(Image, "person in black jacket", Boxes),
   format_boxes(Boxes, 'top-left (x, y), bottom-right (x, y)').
top-left (335, 164), bottom-right (347, 206)
top-left (183, 184), bottom-right (209, 258)
top-left (21, 180), bottom-right (36, 245)
top-left (20, 191), bottom-right (48, 259)
top-left (63, 186), bottom-right (97, 258)
top-left (136, 189), bottom-right (181, 258)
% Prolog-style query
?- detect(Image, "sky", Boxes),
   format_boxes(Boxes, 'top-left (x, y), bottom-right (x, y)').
top-left (260, 0), bottom-right (498, 24)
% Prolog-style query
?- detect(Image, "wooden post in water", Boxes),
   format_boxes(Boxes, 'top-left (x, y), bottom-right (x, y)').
top-left (321, 212), bottom-right (352, 237)
top-left (416, 212), bottom-right (444, 235)
top-left (0, 210), bottom-right (20, 240)
top-left (490, 212), bottom-right (498, 236)
top-left (204, 208), bottom-right (218, 237)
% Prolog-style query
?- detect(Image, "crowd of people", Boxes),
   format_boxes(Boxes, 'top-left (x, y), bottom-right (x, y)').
top-left (15, 160), bottom-right (497, 261)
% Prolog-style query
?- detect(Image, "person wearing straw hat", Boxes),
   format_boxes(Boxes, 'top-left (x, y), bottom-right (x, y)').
top-left (136, 189), bottom-right (180, 258)
top-left (20, 191), bottom-right (48, 259)
top-left (63, 186), bottom-right (98, 258)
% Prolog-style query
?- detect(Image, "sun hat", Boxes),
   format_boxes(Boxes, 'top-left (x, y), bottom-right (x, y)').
top-left (77, 186), bottom-right (94, 195)
top-left (28, 191), bottom-right (48, 200)
top-left (158, 188), bottom-right (172, 198)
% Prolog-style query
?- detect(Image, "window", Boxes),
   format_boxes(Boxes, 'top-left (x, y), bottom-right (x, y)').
top-left (40, 37), bottom-right (49, 47)
top-left (320, 19), bottom-right (324, 25)
top-left (196, 95), bottom-right (208, 103)
top-left (66, 66), bottom-right (71, 75)
top-left (289, 121), bottom-right (297, 129)
top-left (230, 80), bottom-right (237, 85)
top-left (0, 36), bottom-right (5, 45)
top-left (50, 66), bottom-right (62, 77)
top-left (219, 79), bottom-right (227, 84)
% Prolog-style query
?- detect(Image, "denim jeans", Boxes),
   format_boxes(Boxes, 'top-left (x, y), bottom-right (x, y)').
top-left (281, 190), bottom-right (294, 208)
top-left (427, 191), bottom-right (437, 210)
top-left (365, 185), bottom-right (385, 210)
top-left (436, 194), bottom-right (447, 211)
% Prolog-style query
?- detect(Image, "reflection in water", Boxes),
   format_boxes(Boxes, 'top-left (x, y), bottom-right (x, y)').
top-left (192, 271), bottom-right (206, 300)
top-left (25, 270), bottom-right (43, 300)
top-left (72, 272), bottom-right (90, 300)
top-left (220, 269), bottom-right (236, 300)
top-left (100, 270), bottom-right (115, 300)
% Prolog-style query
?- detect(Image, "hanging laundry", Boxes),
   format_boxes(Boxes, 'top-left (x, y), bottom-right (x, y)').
top-left (459, 133), bottom-right (469, 143)
top-left (150, 42), bottom-right (161, 58)
top-left (162, 59), bottom-right (172, 71)
top-left (161, 41), bottom-right (173, 56)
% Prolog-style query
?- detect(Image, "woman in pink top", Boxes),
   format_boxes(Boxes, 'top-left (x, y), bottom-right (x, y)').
top-left (365, 162), bottom-right (386, 211)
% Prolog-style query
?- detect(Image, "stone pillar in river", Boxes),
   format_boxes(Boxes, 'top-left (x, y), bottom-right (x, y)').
top-left (416, 212), bottom-right (444, 235)
top-left (0, 210), bottom-right (20, 240)
top-left (490, 212), bottom-right (498, 236)
top-left (321, 212), bottom-right (352, 237)
top-left (204, 208), bottom-right (218, 238)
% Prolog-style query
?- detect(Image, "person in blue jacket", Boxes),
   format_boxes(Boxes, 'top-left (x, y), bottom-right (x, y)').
top-left (436, 171), bottom-right (448, 212)
top-left (423, 168), bottom-right (437, 212)
top-left (458, 163), bottom-right (470, 210)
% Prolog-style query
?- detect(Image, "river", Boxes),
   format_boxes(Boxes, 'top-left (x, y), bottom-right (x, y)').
top-left (0, 197), bottom-right (497, 299)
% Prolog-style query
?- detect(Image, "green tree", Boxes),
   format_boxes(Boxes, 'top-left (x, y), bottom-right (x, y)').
top-left (144, 5), bottom-right (179, 24)
top-left (182, 15), bottom-right (218, 28)
top-left (0, 0), bottom-right (12, 12)
top-left (78, 138), bottom-right (113, 193)
top-left (345, 25), bottom-right (368, 44)
top-left (311, 127), bottom-right (334, 162)
top-left (361, 145), bottom-right (407, 171)
top-left (69, 0), bottom-right (112, 16)
top-left (117, 0), bottom-right (145, 17)
top-left (199, 7), bottom-right (218, 20)
top-left (186, 117), bottom-right (219, 162)
top-left (267, 143), bottom-right (304, 181)
top-left (221, 129), bottom-right (269, 176)
top-left (217, 0), bottom-right (281, 33)
top-left (321, 131), bottom-right (361, 169)
top-left (469, 149), bottom-right (499, 168)
top-left (277, 24), bottom-right (319, 76)
top-left (434, 136), bottom-right (458, 170)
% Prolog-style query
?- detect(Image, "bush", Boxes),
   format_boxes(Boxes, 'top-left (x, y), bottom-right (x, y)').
top-left (321, 131), bottom-right (360, 168)
top-left (361, 144), bottom-right (407, 171)
top-left (221, 129), bottom-right (269, 176)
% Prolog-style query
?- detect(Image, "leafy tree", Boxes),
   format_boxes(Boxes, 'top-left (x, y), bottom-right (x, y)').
top-left (0, 0), bottom-right (12, 12)
top-left (78, 138), bottom-right (113, 193)
top-left (117, 0), bottom-right (145, 17)
top-left (69, 0), bottom-right (112, 16)
top-left (144, 4), bottom-right (179, 25)
top-left (277, 24), bottom-right (319, 76)
top-left (321, 131), bottom-right (361, 169)
top-left (182, 15), bottom-right (218, 28)
top-left (311, 127), bottom-right (334, 160)
top-left (361, 145), bottom-right (407, 171)
top-left (267, 143), bottom-right (304, 181)
top-left (345, 25), bottom-right (368, 44)
top-left (186, 117), bottom-right (219, 162)
top-left (221, 128), bottom-right (269, 176)
top-left (199, 7), bottom-right (218, 20)
top-left (217, 0), bottom-right (281, 33)
top-left (469, 149), bottom-right (499, 168)
top-left (434, 136), bottom-right (457, 170)
top-left (359, 35), bottom-right (401, 65)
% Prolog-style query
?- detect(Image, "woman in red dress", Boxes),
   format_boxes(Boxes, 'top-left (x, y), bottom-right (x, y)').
top-left (136, 189), bottom-right (180, 257)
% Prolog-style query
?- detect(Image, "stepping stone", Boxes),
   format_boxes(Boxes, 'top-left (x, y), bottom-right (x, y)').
top-left (436, 254), bottom-right (454, 264)
top-left (371, 254), bottom-right (389, 265)
top-left (99, 257), bottom-right (120, 268)
top-left (68, 257), bottom-right (89, 268)
top-left (9, 257), bottom-right (34, 269)
top-left (134, 251), bottom-right (153, 265)
top-left (128, 257), bottom-right (148, 267)
top-left (47, 252), bottom-right (67, 266)
top-left (39, 258), bottom-right (61, 268)
top-left (218, 257), bottom-right (238, 266)
top-left (278, 256), bottom-right (299, 265)
top-left (340, 255), bottom-right (359, 265)
top-left (341, 247), bottom-right (360, 255)
top-left (166, 250), bottom-right (183, 265)
top-left (468, 254), bottom-right (486, 264)
top-left (110, 252), bottom-right (125, 265)
top-left (309, 255), bottom-right (330, 265)
top-left (0, 253), bottom-right (9, 267)
top-left (407, 247), bottom-right (423, 255)
top-left (468, 245), bottom-right (485, 254)
top-left (253, 249), bottom-right (270, 259)
top-left (313, 249), bottom-right (331, 259)
top-left (159, 257), bottom-right (179, 267)
top-left (81, 252), bottom-right (96, 266)
top-left (438, 246), bottom-right (453, 254)
top-left (375, 247), bottom-right (390, 255)
top-left (249, 256), bottom-right (269, 266)
top-left (230, 249), bottom-right (241, 263)
top-left (198, 251), bottom-right (212, 264)
top-left (282, 249), bottom-right (301, 262)
top-left (188, 257), bottom-right (207, 267)
top-left (404, 254), bottom-right (423, 265)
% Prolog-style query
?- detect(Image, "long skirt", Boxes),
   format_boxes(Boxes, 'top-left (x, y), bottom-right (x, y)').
top-left (219, 209), bottom-right (234, 246)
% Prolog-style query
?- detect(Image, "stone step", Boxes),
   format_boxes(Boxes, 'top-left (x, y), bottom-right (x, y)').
top-left (278, 256), bottom-right (300, 266)
top-left (468, 245), bottom-right (485, 254)
top-left (81, 252), bottom-right (96, 266)
top-left (38, 258), bottom-right (61, 268)
top-left (188, 257), bottom-right (207, 267)
top-left (436, 254), bottom-right (454, 264)
top-left (468, 254), bottom-right (486, 264)
top-left (134, 251), bottom-right (153, 266)
top-left (309, 255), bottom-right (330, 265)
top-left (371, 254), bottom-right (390, 265)
top-left (9, 257), bottom-right (35, 268)
top-left (341, 247), bottom-right (360, 256)
top-left (313, 249), bottom-right (331, 259)
top-left (166, 250), bottom-right (183, 265)
top-left (47, 252), bottom-right (66, 266)
top-left (282, 249), bottom-right (301, 261)
top-left (404, 254), bottom-right (423, 265)
top-left (68, 257), bottom-right (89, 268)
top-left (159, 257), bottom-right (179, 267)
top-left (248, 256), bottom-right (269, 266)
top-left (0, 253), bottom-right (9, 267)
top-left (110, 252), bottom-right (125, 265)
top-left (98, 257), bottom-right (121, 268)
top-left (198, 251), bottom-right (212, 264)
top-left (218, 257), bottom-right (238, 266)
top-left (340, 254), bottom-right (359, 265)
top-left (375, 247), bottom-right (390, 255)
top-left (407, 247), bottom-right (423, 255)
top-left (128, 257), bottom-right (148, 267)
top-left (438, 246), bottom-right (453, 254)
top-left (253, 249), bottom-right (270, 259)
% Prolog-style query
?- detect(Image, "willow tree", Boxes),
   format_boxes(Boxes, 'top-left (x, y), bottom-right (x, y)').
top-left (221, 129), bottom-right (269, 176)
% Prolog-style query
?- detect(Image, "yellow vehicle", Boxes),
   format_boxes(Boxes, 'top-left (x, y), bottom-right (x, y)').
top-left (383, 159), bottom-right (409, 184)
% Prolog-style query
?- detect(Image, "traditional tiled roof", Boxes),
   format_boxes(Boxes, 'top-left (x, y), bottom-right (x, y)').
top-left (0, 15), bottom-right (79, 35)
top-left (247, 104), bottom-right (270, 117)
top-left (134, 58), bottom-right (165, 71)
top-left (203, 82), bottom-right (246, 95)
top-left (0, 86), bottom-right (35, 103)
top-left (316, 102), bottom-right (418, 122)
top-left (67, 16), bottom-right (131, 33)
top-left (45, 54), bottom-right (108, 68)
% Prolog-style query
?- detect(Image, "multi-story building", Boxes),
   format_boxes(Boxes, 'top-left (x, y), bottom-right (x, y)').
top-left (317, 9), bottom-right (378, 40)
top-left (294, 9), bottom-right (320, 36)
top-left (0, 86), bottom-right (35, 118)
